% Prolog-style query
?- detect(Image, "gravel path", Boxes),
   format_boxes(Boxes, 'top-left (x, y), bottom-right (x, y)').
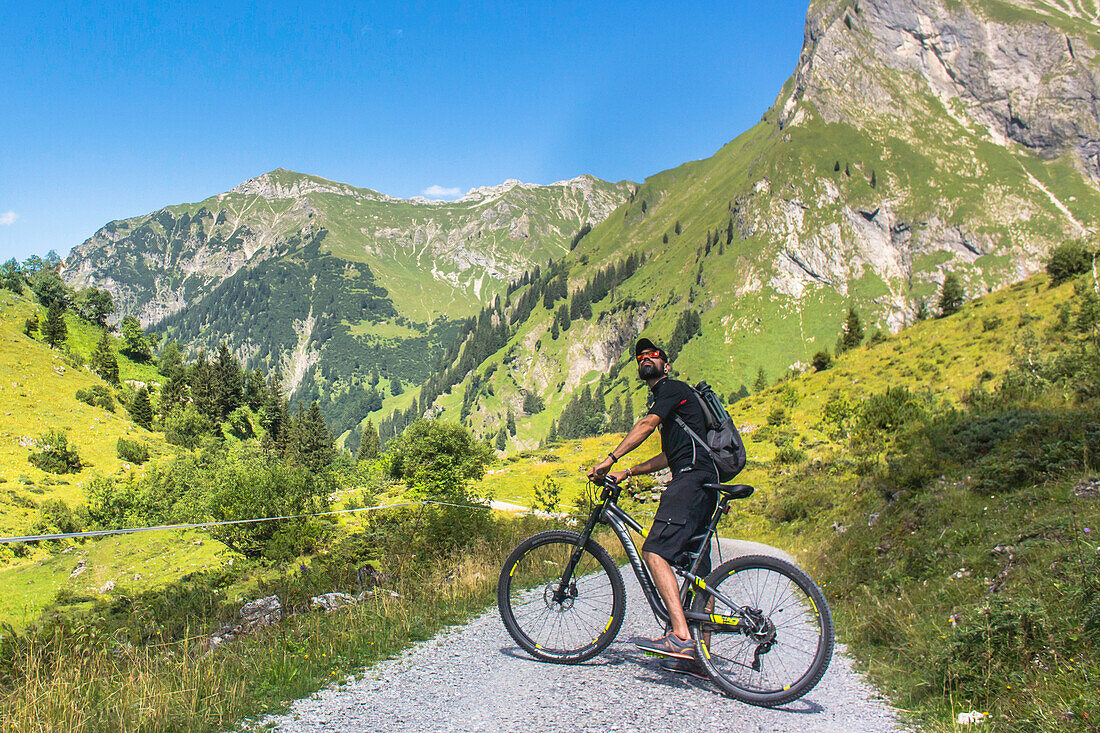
top-left (259, 540), bottom-right (904, 733)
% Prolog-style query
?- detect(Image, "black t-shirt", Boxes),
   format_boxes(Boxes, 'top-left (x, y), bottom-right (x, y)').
top-left (647, 377), bottom-right (715, 477)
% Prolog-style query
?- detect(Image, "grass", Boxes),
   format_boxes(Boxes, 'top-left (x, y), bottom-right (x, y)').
top-left (0, 289), bottom-right (170, 540)
top-left (0, 509), bottom-right (573, 732)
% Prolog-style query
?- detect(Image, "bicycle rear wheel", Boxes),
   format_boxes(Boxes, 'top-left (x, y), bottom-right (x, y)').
top-left (497, 530), bottom-right (625, 664)
top-left (691, 554), bottom-right (833, 707)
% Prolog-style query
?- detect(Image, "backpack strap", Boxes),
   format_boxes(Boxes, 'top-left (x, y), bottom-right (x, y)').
top-left (673, 415), bottom-right (712, 456)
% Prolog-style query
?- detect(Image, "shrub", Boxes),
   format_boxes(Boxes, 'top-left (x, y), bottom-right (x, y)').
top-left (75, 385), bottom-right (116, 412)
top-left (774, 443), bottom-right (807, 464)
top-left (982, 315), bottom-right (1003, 332)
top-left (28, 430), bottom-right (83, 474)
top-left (116, 437), bottom-right (149, 464)
top-left (1046, 240), bottom-right (1093, 285)
top-left (387, 419), bottom-right (494, 503)
top-left (33, 498), bottom-right (83, 536)
top-left (812, 350), bottom-right (833, 371)
top-left (164, 405), bottom-right (215, 448)
top-left (532, 476), bottom-right (562, 513)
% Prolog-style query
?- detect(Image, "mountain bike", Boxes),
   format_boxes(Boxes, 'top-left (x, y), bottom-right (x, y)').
top-left (497, 476), bottom-right (834, 707)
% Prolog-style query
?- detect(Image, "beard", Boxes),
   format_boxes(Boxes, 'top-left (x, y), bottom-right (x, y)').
top-left (638, 361), bottom-right (661, 380)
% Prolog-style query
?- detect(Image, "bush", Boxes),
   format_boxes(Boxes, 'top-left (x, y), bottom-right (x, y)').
top-left (1046, 240), bottom-right (1093, 285)
top-left (116, 437), bottom-right (149, 464)
top-left (812, 350), bottom-right (833, 372)
top-left (164, 405), bottom-right (215, 448)
top-left (33, 499), bottom-right (83, 537)
top-left (28, 430), bottom-right (83, 474)
top-left (75, 385), bottom-right (116, 412)
top-left (387, 419), bottom-right (494, 503)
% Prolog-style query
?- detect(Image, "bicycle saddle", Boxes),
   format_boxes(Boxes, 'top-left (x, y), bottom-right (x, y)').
top-left (703, 483), bottom-right (754, 500)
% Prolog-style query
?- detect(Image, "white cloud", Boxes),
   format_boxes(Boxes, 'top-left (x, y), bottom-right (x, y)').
top-left (422, 185), bottom-right (461, 199)
top-left (0, 211), bottom-right (18, 226)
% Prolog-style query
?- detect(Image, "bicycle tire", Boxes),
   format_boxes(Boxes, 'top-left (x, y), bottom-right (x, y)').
top-left (497, 530), bottom-right (626, 664)
top-left (691, 554), bottom-right (834, 706)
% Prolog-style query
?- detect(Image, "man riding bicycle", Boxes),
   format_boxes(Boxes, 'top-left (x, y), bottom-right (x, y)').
top-left (587, 337), bottom-right (719, 678)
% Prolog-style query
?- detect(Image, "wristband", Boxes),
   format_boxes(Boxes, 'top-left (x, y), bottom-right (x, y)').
top-left (607, 452), bottom-right (618, 464)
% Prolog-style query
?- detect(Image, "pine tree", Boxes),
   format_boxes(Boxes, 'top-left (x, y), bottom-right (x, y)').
top-left (753, 367), bottom-right (769, 393)
top-left (914, 297), bottom-right (930, 322)
top-left (662, 233), bottom-right (669, 244)
top-left (214, 342), bottom-right (243, 419)
top-left (506, 409), bottom-right (516, 436)
top-left (244, 369), bottom-right (266, 411)
top-left (357, 419), bottom-right (380, 462)
top-left (839, 307), bottom-right (864, 353)
top-left (294, 401), bottom-right (334, 472)
top-left (390, 377), bottom-right (403, 396)
top-left (130, 387), bottom-right (153, 430)
top-left (23, 312), bottom-right (38, 338)
top-left (159, 373), bottom-right (188, 421)
top-left (834, 161), bottom-right (840, 172)
top-left (495, 426), bottom-right (507, 451)
top-left (90, 330), bottom-right (119, 384)
top-left (938, 271), bottom-right (965, 317)
top-left (41, 302), bottom-right (67, 348)
top-left (674, 220), bottom-right (682, 235)
top-left (189, 351), bottom-right (218, 421)
top-left (870, 170), bottom-right (877, 188)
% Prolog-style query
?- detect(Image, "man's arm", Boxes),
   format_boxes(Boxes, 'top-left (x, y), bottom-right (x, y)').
top-left (587, 414), bottom-right (661, 478)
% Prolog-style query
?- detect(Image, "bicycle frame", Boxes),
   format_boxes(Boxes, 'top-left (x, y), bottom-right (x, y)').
top-left (556, 478), bottom-right (751, 634)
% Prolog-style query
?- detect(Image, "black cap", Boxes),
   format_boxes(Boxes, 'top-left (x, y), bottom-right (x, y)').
top-left (635, 337), bottom-right (668, 362)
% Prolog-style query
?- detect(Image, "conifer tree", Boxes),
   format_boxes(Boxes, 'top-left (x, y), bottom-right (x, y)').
top-left (914, 297), bottom-right (930, 322)
top-left (938, 271), bottom-right (965, 317)
top-left (675, 220), bottom-right (682, 235)
top-left (244, 369), bottom-right (266, 411)
top-left (41, 302), bottom-right (67, 348)
top-left (294, 401), bottom-right (334, 472)
top-left (662, 233), bottom-right (669, 244)
top-left (130, 387), bottom-right (153, 430)
top-left (90, 330), bottom-right (119, 384)
top-left (838, 307), bottom-right (864, 353)
top-left (157, 340), bottom-right (184, 380)
top-left (390, 376), bottom-right (403, 396)
top-left (506, 409), bottom-right (516, 436)
top-left (357, 419), bottom-right (380, 462)
top-left (753, 367), bottom-right (769, 393)
top-left (215, 342), bottom-right (243, 419)
top-left (495, 426), bottom-right (507, 451)
top-left (23, 312), bottom-right (38, 338)
top-left (159, 373), bottom-right (188, 421)
top-left (190, 351), bottom-right (218, 420)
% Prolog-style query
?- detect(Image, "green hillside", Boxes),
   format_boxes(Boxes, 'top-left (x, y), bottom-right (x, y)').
top-left (473, 264), bottom-right (1100, 731)
top-left (419, 0), bottom-right (1100, 448)
top-left (0, 290), bottom-right (170, 541)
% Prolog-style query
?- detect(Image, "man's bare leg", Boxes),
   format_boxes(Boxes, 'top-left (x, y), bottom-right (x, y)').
top-left (643, 550), bottom-right (690, 640)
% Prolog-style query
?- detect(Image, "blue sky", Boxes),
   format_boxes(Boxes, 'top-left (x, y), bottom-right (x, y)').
top-left (1, 1), bottom-right (809, 262)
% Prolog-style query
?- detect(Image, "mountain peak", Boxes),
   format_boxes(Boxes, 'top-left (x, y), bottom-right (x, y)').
top-left (228, 170), bottom-right (393, 202)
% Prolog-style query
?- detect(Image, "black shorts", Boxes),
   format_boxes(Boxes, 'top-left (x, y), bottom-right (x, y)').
top-left (641, 470), bottom-right (719, 576)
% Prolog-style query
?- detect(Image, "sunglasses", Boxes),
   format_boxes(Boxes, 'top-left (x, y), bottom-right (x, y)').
top-left (636, 349), bottom-right (662, 362)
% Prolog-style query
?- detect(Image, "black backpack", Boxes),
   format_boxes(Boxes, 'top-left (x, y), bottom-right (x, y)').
top-left (672, 381), bottom-right (747, 482)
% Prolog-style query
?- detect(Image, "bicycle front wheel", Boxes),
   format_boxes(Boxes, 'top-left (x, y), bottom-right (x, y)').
top-left (692, 554), bottom-right (834, 707)
top-left (497, 530), bottom-right (625, 664)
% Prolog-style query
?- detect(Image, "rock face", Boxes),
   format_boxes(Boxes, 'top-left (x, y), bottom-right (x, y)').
top-left (785, 0), bottom-right (1100, 176)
